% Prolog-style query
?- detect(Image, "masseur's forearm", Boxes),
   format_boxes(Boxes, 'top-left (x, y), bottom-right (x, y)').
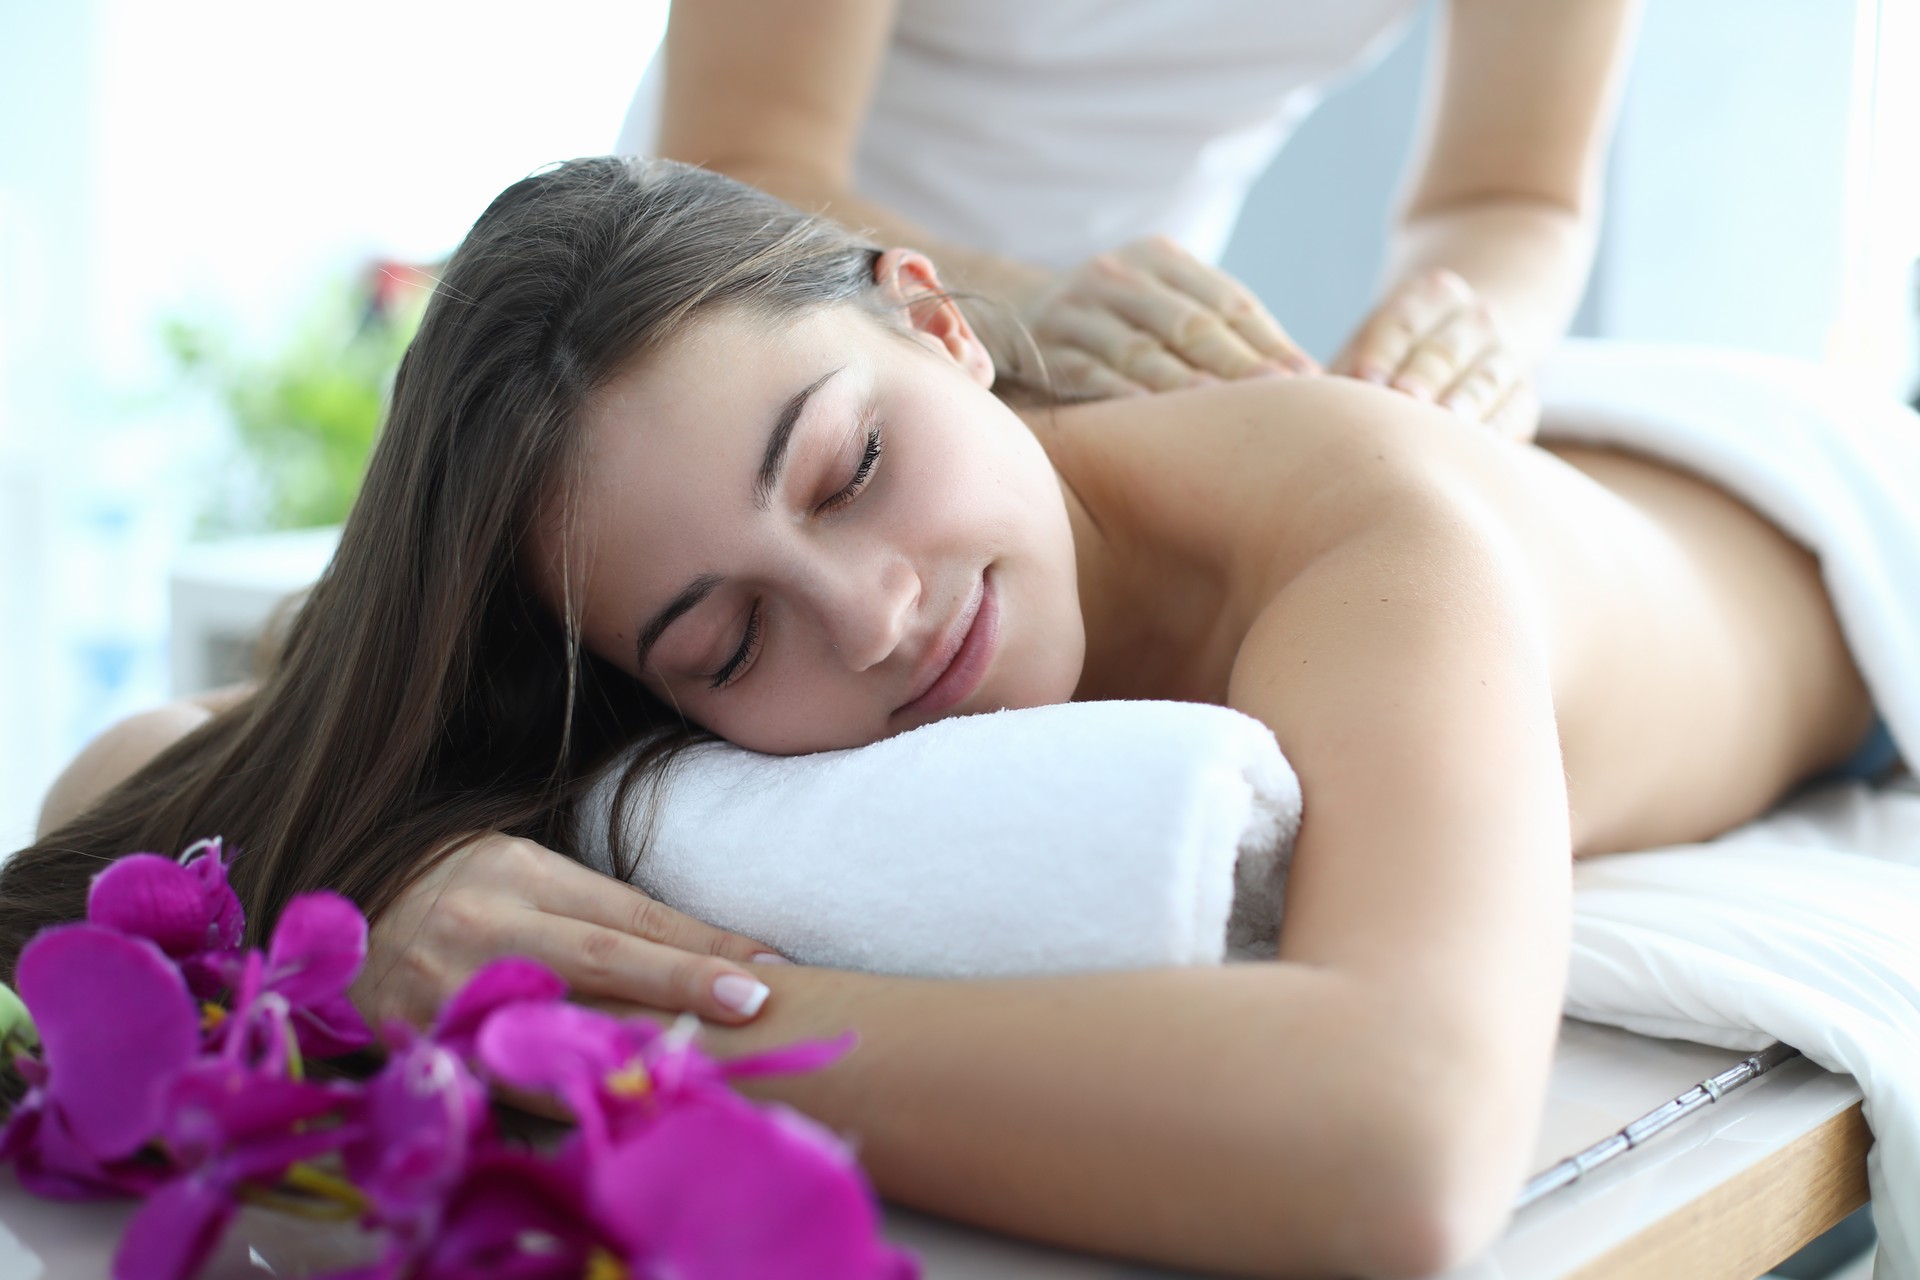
top-left (1384, 198), bottom-right (1597, 365)
top-left (694, 961), bottom-right (1491, 1279)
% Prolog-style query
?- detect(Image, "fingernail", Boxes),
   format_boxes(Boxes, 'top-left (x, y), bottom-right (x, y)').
top-left (1255, 362), bottom-right (1292, 378)
top-left (713, 973), bottom-right (771, 1017)
top-left (1360, 368), bottom-right (1389, 385)
top-left (749, 951), bottom-right (792, 965)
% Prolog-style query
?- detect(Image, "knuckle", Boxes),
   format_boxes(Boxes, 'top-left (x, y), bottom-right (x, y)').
top-left (623, 892), bottom-right (676, 944)
top-left (574, 927), bottom-right (624, 987)
top-left (1117, 329), bottom-right (1166, 366)
top-left (1221, 291), bottom-right (1262, 323)
top-left (1170, 309), bottom-right (1224, 350)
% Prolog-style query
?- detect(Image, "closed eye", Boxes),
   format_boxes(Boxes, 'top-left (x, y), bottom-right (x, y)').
top-left (710, 412), bottom-right (884, 691)
top-left (816, 413), bottom-right (884, 515)
top-left (709, 602), bottom-right (761, 690)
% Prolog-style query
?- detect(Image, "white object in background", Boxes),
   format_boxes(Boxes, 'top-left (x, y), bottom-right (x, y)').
top-left (167, 527), bottom-right (340, 697)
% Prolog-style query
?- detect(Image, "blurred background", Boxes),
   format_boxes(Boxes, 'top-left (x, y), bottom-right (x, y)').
top-left (0, 0), bottom-right (1915, 853)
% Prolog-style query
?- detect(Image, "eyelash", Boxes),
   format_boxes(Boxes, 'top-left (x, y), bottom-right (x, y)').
top-left (708, 416), bottom-right (886, 690)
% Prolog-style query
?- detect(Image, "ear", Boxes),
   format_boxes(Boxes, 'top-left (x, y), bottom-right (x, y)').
top-left (873, 248), bottom-right (995, 388)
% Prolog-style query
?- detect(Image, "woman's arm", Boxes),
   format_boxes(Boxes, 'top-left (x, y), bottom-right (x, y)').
top-left (1336, 0), bottom-right (1641, 414)
top-left (31, 692), bottom-right (787, 1030)
top-left (694, 473), bottom-right (1572, 1276)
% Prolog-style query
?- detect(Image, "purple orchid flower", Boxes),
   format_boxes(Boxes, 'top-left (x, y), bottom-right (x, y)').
top-left (219, 891), bottom-right (374, 1061)
top-left (590, 1090), bottom-right (919, 1280)
top-left (341, 1030), bottom-right (492, 1243)
top-left (0, 924), bottom-right (200, 1198)
top-left (114, 1058), bottom-right (358, 1280)
top-left (476, 1002), bottom-right (856, 1157)
top-left (85, 840), bottom-right (243, 1000)
top-left (429, 956), bottom-right (567, 1061)
top-left (474, 1001), bottom-right (908, 1275)
top-left (319, 1150), bottom-right (613, 1280)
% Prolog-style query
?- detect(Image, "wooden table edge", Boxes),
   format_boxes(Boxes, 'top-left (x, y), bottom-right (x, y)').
top-left (1567, 1100), bottom-right (1872, 1280)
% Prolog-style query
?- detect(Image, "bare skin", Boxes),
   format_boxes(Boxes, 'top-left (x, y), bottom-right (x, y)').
top-left (1038, 375), bottom-right (1873, 861)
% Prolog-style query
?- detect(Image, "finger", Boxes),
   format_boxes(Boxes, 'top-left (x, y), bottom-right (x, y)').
top-left (1436, 350), bottom-right (1518, 423)
top-left (1487, 380), bottom-right (1542, 443)
top-left (1041, 344), bottom-right (1154, 400)
top-left (1135, 242), bottom-right (1316, 372)
top-left (1387, 305), bottom-right (1495, 403)
top-left (1347, 269), bottom-right (1476, 385)
top-left (1038, 303), bottom-right (1209, 392)
top-left (529, 855), bottom-right (785, 966)
top-left (1082, 256), bottom-right (1281, 380)
top-left (513, 911), bottom-right (775, 1024)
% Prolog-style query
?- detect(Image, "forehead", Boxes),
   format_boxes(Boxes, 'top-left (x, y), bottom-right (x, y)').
top-left (539, 305), bottom-right (877, 615)
top-left (584, 304), bottom-right (872, 442)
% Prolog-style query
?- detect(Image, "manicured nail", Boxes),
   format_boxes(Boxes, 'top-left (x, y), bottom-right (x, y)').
top-left (1359, 367), bottom-right (1389, 385)
top-left (713, 973), bottom-right (771, 1017)
top-left (1255, 362), bottom-right (1292, 378)
top-left (749, 951), bottom-right (792, 965)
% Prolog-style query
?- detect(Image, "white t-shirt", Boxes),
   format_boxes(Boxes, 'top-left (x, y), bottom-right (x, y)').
top-left (617, 0), bottom-right (1422, 268)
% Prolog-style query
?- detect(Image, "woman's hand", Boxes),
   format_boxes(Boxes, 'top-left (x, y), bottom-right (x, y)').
top-left (351, 833), bottom-right (789, 1032)
top-left (1022, 236), bottom-right (1318, 398)
top-left (1330, 268), bottom-right (1540, 442)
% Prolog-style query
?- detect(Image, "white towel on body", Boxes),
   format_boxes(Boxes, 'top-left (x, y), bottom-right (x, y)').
top-left (578, 341), bottom-right (1920, 1276)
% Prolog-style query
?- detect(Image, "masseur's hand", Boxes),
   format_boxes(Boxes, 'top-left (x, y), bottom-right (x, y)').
top-left (352, 832), bottom-right (789, 1032)
top-left (1023, 235), bottom-right (1318, 398)
top-left (1331, 268), bottom-right (1541, 442)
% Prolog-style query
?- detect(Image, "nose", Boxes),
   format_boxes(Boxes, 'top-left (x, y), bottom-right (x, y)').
top-left (814, 551), bottom-right (918, 672)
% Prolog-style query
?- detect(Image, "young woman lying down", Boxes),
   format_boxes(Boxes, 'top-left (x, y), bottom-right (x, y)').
top-left (9, 158), bottom-right (1894, 1278)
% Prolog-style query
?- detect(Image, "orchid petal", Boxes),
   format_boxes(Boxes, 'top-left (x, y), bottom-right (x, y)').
top-left (473, 1002), bottom-right (642, 1099)
top-left (17, 924), bottom-right (199, 1160)
top-left (265, 892), bottom-right (368, 1006)
top-left (716, 1030), bottom-right (859, 1080)
top-left (163, 1061), bottom-right (352, 1172)
top-left (114, 1175), bottom-right (237, 1280)
top-left (291, 992), bottom-right (375, 1058)
top-left (591, 1093), bottom-right (915, 1280)
top-left (179, 839), bottom-right (246, 953)
top-left (432, 957), bottom-right (566, 1057)
top-left (87, 855), bottom-right (234, 963)
top-left (344, 1040), bottom-right (487, 1231)
top-left (413, 1151), bottom-right (601, 1280)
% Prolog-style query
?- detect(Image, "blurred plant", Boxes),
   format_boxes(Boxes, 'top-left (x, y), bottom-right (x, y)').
top-left (163, 261), bottom-right (436, 534)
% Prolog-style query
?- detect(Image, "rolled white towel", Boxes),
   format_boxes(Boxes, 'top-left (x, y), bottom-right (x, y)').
top-left (576, 700), bottom-right (1301, 976)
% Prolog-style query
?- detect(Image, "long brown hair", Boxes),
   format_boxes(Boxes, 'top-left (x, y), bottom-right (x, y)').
top-left (0, 158), bottom-right (890, 982)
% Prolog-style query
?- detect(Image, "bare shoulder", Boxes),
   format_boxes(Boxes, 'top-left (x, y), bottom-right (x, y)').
top-left (1024, 375), bottom-right (1516, 578)
top-left (36, 700), bottom-right (216, 838)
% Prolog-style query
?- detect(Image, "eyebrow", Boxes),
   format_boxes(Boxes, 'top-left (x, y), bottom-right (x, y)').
top-left (753, 367), bottom-right (841, 512)
top-left (636, 572), bottom-right (723, 675)
top-left (634, 366), bottom-right (843, 674)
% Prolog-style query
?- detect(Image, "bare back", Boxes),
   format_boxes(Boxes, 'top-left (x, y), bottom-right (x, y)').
top-left (1028, 376), bottom-right (1875, 858)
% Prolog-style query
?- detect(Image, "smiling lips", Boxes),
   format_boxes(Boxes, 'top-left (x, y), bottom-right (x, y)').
top-left (896, 570), bottom-right (999, 718)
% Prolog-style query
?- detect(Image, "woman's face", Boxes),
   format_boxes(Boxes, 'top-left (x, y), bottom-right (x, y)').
top-left (537, 268), bottom-right (1085, 754)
